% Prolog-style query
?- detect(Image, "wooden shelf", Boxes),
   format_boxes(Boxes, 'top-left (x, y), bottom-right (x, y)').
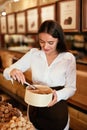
top-left (0, 84), bottom-right (27, 107)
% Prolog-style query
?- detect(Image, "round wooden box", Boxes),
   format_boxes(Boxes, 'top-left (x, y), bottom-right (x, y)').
top-left (24, 85), bottom-right (53, 107)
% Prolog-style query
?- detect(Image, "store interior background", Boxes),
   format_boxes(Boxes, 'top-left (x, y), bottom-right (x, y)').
top-left (0, 0), bottom-right (87, 57)
top-left (0, 0), bottom-right (87, 130)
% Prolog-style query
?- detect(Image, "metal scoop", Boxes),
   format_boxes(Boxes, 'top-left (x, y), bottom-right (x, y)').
top-left (24, 81), bottom-right (36, 89)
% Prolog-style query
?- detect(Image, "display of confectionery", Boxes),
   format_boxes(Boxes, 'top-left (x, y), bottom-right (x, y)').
top-left (0, 101), bottom-right (22, 123)
top-left (1, 116), bottom-right (35, 130)
top-left (0, 101), bottom-right (35, 130)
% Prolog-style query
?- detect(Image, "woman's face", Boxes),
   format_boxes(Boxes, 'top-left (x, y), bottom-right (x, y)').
top-left (39, 33), bottom-right (58, 55)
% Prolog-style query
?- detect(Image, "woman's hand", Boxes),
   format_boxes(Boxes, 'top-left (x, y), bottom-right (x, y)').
top-left (10, 68), bottom-right (26, 85)
top-left (48, 90), bottom-right (57, 107)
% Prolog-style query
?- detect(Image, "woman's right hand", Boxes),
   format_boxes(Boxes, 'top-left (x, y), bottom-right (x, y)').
top-left (10, 68), bottom-right (26, 85)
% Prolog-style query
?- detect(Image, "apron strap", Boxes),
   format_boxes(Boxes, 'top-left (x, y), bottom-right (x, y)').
top-left (51, 86), bottom-right (64, 91)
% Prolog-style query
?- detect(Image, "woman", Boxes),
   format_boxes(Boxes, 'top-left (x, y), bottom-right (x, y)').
top-left (3, 20), bottom-right (76, 130)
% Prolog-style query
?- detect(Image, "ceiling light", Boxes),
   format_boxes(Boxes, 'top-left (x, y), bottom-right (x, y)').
top-left (13, 0), bottom-right (19, 2)
top-left (2, 10), bottom-right (6, 16)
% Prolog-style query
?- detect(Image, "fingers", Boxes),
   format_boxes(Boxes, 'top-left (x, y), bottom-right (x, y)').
top-left (48, 90), bottom-right (57, 107)
top-left (10, 69), bottom-right (25, 84)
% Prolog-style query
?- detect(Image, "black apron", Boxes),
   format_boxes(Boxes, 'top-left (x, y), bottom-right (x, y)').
top-left (28, 86), bottom-right (68, 130)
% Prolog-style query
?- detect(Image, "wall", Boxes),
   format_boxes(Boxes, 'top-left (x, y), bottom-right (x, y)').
top-left (5, 0), bottom-right (57, 14)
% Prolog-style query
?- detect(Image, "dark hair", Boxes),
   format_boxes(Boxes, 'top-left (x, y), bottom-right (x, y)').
top-left (38, 20), bottom-right (67, 53)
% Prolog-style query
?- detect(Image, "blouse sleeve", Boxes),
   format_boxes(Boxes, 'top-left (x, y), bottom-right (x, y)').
top-left (3, 48), bottom-right (37, 80)
top-left (57, 53), bottom-right (76, 102)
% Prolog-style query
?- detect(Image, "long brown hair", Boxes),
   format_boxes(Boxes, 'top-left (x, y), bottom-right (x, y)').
top-left (38, 20), bottom-right (67, 53)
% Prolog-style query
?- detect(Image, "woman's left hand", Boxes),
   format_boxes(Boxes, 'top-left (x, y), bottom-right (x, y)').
top-left (48, 90), bottom-right (57, 107)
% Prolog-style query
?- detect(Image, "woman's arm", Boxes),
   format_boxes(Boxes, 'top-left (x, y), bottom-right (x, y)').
top-left (3, 48), bottom-right (37, 82)
top-left (57, 54), bottom-right (76, 102)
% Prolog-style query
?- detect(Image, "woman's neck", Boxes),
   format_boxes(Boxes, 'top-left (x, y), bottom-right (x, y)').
top-left (46, 52), bottom-right (58, 66)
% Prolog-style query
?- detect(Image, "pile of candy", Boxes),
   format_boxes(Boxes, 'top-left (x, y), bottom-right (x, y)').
top-left (1, 116), bottom-right (34, 130)
top-left (0, 102), bottom-right (22, 123)
top-left (0, 101), bottom-right (35, 130)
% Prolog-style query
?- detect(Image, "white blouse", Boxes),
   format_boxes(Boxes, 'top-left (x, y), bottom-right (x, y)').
top-left (3, 48), bottom-right (76, 102)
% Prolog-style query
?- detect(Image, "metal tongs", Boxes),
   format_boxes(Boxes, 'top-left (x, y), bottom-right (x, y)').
top-left (24, 81), bottom-right (36, 89)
